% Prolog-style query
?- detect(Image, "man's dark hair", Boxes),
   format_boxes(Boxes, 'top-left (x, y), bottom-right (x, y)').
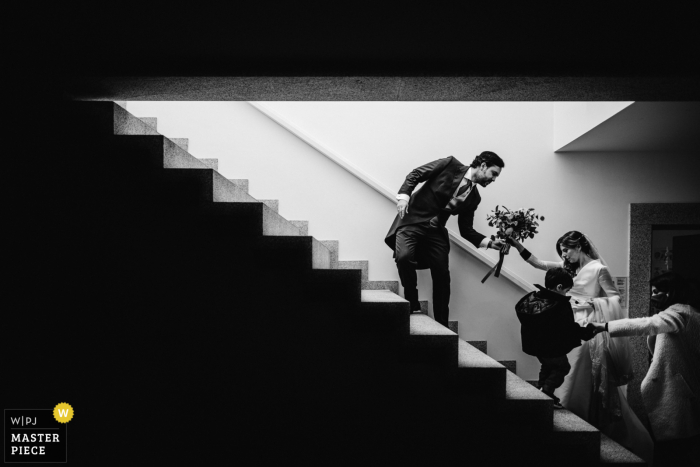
top-left (470, 151), bottom-right (505, 169)
top-left (545, 267), bottom-right (574, 290)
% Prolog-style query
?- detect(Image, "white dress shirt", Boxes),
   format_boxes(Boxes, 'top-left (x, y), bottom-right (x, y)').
top-left (396, 167), bottom-right (491, 249)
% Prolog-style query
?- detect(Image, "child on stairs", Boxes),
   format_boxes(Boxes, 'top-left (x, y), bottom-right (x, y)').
top-left (515, 267), bottom-right (595, 408)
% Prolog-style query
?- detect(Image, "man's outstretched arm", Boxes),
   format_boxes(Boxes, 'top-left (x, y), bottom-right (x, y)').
top-left (457, 208), bottom-right (506, 251)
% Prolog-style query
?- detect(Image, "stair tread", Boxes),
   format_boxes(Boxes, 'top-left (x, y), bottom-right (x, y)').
top-left (457, 339), bottom-right (503, 369)
top-left (504, 370), bottom-right (550, 401)
top-left (361, 290), bottom-right (405, 303)
top-left (552, 409), bottom-right (598, 433)
top-left (409, 314), bottom-right (454, 336)
top-left (599, 433), bottom-right (645, 464)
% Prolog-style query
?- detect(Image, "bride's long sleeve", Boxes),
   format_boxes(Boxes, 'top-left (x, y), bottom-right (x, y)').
top-left (517, 248), bottom-right (563, 271)
top-left (597, 266), bottom-right (620, 298)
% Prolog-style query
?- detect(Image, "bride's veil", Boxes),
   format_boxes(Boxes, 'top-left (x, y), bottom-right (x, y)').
top-left (584, 234), bottom-right (608, 267)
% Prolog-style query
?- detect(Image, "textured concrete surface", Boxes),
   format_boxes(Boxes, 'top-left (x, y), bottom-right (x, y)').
top-left (410, 314), bottom-right (454, 336)
top-left (73, 76), bottom-right (700, 101)
top-left (500, 370), bottom-right (553, 432)
top-left (259, 199), bottom-right (279, 213)
top-left (228, 179), bottom-right (249, 193)
top-left (361, 289), bottom-right (405, 303)
top-left (113, 103), bottom-right (160, 136)
top-left (505, 370), bottom-right (550, 401)
top-left (212, 172), bottom-right (258, 203)
top-left (599, 434), bottom-right (645, 465)
top-left (289, 220), bottom-right (308, 236)
top-left (552, 410), bottom-right (600, 463)
top-left (466, 341), bottom-right (487, 354)
top-left (261, 204), bottom-right (302, 236)
top-left (199, 158), bottom-right (218, 171)
top-left (358, 290), bottom-right (410, 337)
top-left (457, 340), bottom-right (502, 370)
top-left (498, 360), bottom-right (517, 374)
top-left (553, 409), bottom-right (598, 433)
top-left (140, 117), bottom-right (157, 129)
top-left (364, 281), bottom-right (399, 294)
top-left (408, 314), bottom-right (459, 369)
top-left (454, 339), bottom-right (506, 399)
top-left (171, 138), bottom-right (188, 152)
top-left (320, 241), bottom-right (338, 269)
top-left (448, 320), bottom-right (458, 334)
top-left (338, 260), bottom-right (369, 282)
top-left (310, 237), bottom-right (331, 270)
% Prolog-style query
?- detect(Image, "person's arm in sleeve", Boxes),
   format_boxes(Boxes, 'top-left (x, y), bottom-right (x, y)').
top-left (456, 205), bottom-right (487, 248)
top-left (606, 307), bottom-right (689, 337)
top-left (597, 266), bottom-right (621, 298)
top-left (396, 157), bottom-right (452, 218)
top-left (507, 237), bottom-right (563, 272)
top-left (397, 157), bottom-right (452, 199)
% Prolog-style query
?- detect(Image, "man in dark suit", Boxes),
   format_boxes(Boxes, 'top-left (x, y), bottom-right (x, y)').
top-left (385, 151), bottom-right (506, 327)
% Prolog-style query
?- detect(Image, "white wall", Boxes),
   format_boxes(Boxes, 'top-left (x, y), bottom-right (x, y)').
top-left (125, 101), bottom-right (700, 380)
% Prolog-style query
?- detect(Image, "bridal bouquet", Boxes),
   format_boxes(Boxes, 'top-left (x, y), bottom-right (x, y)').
top-left (482, 206), bottom-right (545, 283)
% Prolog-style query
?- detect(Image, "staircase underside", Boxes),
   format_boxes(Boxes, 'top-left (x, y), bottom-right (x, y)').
top-left (3, 101), bottom-right (646, 466)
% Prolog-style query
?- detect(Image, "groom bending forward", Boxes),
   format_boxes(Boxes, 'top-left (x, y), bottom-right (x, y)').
top-left (384, 152), bottom-right (506, 327)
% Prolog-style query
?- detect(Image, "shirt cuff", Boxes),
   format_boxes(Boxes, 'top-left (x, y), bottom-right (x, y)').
top-left (478, 237), bottom-right (490, 249)
top-left (396, 194), bottom-right (410, 202)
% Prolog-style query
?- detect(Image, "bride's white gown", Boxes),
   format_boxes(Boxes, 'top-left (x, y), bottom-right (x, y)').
top-left (526, 255), bottom-right (654, 463)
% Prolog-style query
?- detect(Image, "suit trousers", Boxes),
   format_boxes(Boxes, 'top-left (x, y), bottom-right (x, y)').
top-left (395, 221), bottom-right (450, 327)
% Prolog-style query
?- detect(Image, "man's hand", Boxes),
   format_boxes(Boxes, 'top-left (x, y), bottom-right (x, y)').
top-left (397, 199), bottom-right (409, 219)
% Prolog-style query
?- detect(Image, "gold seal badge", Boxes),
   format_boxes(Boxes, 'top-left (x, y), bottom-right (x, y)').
top-left (53, 403), bottom-right (74, 423)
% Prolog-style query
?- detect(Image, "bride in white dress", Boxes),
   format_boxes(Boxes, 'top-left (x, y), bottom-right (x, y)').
top-left (509, 231), bottom-right (654, 463)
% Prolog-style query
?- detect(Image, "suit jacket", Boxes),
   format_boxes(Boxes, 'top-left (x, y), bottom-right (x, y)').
top-left (384, 156), bottom-right (486, 267)
top-left (609, 304), bottom-right (700, 441)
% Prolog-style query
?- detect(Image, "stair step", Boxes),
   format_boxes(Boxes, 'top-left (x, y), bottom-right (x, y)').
top-left (109, 134), bottom-right (304, 239)
top-left (419, 300), bottom-right (429, 314)
top-left (467, 341), bottom-right (487, 354)
top-left (363, 281), bottom-right (399, 294)
top-left (408, 314), bottom-right (458, 370)
top-left (454, 339), bottom-right (506, 398)
top-left (260, 199), bottom-right (279, 213)
top-left (228, 179), bottom-right (249, 193)
top-left (357, 290), bottom-right (410, 336)
top-left (140, 117), bottom-right (157, 129)
top-left (500, 370), bottom-right (553, 432)
top-left (199, 158), bottom-right (218, 171)
top-left (114, 101), bottom-right (127, 109)
top-left (320, 241), bottom-right (339, 269)
top-left (289, 221), bottom-right (308, 236)
top-left (171, 138), bottom-right (189, 151)
top-left (498, 360), bottom-right (517, 374)
top-left (551, 409), bottom-right (600, 463)
top-left (599, 433), bottom-right (646, 465)
top-left (448, 320), bottom-right (458, 334)
top-left (338, 260), bottom-right (368, 281)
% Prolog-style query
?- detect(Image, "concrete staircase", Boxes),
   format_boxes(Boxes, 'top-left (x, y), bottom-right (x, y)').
top-left (8, 101), bottom-right (644, 466)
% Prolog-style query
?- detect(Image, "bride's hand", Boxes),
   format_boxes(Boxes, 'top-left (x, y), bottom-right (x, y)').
top-left (506, 236), bottom-right (524, 252)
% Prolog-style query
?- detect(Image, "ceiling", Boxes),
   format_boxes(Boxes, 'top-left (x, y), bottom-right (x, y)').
top-left (21, 4), bottom-right (700, 101)
top-left (557, 102), bottom-right (700, 152)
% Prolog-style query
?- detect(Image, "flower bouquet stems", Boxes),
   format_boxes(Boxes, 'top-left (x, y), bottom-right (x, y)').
top-left (481, 206), bottom-right (544, 284)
